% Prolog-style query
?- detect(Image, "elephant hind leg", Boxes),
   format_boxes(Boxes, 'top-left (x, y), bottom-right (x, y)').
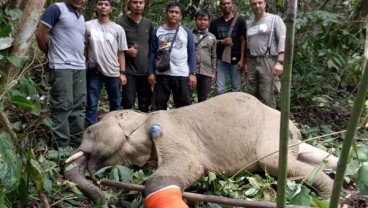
top-left (258, 156), bottom-right (333, 197)
top-left (287, 159), bottom-right (333, 196)
top-left (298, 143), bottom-right (338, 169)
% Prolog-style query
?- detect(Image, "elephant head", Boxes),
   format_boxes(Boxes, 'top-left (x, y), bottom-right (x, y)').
top-left (64, 110), bottom-right (153, 203)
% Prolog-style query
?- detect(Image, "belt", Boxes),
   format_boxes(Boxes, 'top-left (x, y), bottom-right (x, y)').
top-left (247, 55), bottom-right (278, 58)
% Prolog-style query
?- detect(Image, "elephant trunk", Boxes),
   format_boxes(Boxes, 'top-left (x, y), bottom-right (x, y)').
top-left (64, 154), bottom-right (105, 204)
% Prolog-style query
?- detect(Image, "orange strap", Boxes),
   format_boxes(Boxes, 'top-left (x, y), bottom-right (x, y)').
top-left (145, 186), bottom-right (188, 208)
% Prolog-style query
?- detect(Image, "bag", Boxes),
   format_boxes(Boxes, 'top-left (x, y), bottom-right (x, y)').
top-left (87, 61), bottom-right (99, 73)
top-left (154, 49), bottom-right (171, 72)
top-left (154, 26), bottom-right (179, 72)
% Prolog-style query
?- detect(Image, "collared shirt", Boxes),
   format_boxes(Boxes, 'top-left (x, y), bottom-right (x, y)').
top-left (192, 28), bottom-right (217, 77)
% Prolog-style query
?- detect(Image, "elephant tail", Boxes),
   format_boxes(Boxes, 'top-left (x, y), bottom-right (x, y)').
top-left (64, 154), bottom-right (105, 204)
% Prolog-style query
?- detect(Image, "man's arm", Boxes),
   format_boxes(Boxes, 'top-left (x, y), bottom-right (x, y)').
top-left (238, 35), bottom-right (246, 70)
top-left (35, 23), bottom-right (51, 55)
top-left (118, 51), bottom-right (127, 86)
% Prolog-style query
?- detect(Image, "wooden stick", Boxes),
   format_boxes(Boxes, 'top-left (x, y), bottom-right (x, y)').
top-left (100, 179), bottom-right (304, 208)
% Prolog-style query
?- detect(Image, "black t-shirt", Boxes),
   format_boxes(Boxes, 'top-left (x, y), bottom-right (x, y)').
top-left (209, 16), bottom-right (247, 64)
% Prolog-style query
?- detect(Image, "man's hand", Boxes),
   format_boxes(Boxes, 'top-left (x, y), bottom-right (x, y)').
top-left (222, 37), bottom-right (233, 46)
top-left (188, 74), bottom-right (197, 90)
top-left (272, 62), bottom-right (283, 76)
top-left (148, 74), bottom-right (156, 86)
top-left (126, 44), bottom-right (138, 57)
top-left (211, 74), bottom-right (216, 84)
top-left (237, 59), bottom-right (244, 71)
top-left (120, 74), bottom-right (127, 86)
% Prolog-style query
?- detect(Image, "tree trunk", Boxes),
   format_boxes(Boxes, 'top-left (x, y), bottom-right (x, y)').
top-left (3, 0), bottom-right (46, 83)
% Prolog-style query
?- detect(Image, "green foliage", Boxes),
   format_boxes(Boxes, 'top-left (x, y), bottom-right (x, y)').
top-left (291, 8), bottom-right (366, 128)
top-left (0, 132), bottom-right (22, 194)
top-left (345, 143), bottom-right (368, 196)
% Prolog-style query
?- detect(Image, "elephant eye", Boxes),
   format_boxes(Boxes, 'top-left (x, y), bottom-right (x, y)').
top-left (86, 129), bottom-right (93, 135)
top-left (118, 111), bottom-right (127, 119)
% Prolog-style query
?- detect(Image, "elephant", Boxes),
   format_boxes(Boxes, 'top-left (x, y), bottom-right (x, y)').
top-left (64, 92), bottom-right (337, 204)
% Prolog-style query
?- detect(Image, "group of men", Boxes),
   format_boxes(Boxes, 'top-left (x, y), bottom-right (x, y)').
top-left (35, 0), bottom-right (286, 150)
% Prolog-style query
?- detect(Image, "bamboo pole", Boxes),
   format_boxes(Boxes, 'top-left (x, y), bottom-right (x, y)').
top-left (277, 0), bottom-right (298, 207)
top-left (328, 24), bottom-right (368, 208)
top-left (100, 179), bottom-right (305, 208)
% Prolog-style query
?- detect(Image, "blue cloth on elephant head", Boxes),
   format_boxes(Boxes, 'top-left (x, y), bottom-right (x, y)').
top-left (149, 124), bottom-right (162, 139)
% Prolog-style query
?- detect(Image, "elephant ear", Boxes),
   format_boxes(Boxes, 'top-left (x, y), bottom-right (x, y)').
top-left (117, 110), bottom-right (148, 137)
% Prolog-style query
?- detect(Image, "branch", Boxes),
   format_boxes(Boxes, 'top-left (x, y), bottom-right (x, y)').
top-left (100, 179), bottom-right (304, 208)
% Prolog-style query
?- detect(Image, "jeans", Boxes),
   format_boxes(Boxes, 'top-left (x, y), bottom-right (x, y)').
top-left (216, 59), bottom-right (242, 95)
top-left (121, 74), bottom-right (152, 113)
top-left (152, 75), bottom-right (191, 110)
top-left (48, 69), bottom-right (86, 148)
top-left (85, 71), bottom-right (121, 125)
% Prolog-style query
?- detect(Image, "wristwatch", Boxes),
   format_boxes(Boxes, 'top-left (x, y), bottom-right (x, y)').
top-left (277, 60), bottom-right (284, 65)
top-left (190, 72), bottom-right (196, 75)
top-left (120, 70), bottom-right (127, 75)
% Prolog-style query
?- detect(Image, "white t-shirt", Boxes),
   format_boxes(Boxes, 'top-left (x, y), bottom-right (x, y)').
top-left (156, 26), bottom-right (190, 77)
top-left (85, 19), bottom-right (128, 77)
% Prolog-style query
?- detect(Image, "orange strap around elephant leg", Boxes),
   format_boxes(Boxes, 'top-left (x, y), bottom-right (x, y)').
top-left (145, 185), bottom-right (188, 208)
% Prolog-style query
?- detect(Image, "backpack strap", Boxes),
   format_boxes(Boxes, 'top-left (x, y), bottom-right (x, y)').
top-left (264, 15), bottom-right (276, 56)
top-left (168, 26), bottom-right (179, 53)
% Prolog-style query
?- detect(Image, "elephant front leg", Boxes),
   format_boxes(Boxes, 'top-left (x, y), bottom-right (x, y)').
top-left (144, 157), bottom-right (204, 208)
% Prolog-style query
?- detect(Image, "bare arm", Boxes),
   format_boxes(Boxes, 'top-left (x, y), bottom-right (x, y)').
top-left (118, 51), bottom-right (127, 86)
top-left (35, 23), bottom-right (51, 55)
top-left (237, 35), bottom-right (246, 70)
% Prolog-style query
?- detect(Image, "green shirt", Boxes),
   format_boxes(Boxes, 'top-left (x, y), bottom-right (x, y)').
top-left (116, 16), bottom-right (153, 76)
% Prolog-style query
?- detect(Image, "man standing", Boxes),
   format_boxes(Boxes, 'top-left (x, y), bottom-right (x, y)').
top-left (209, 0), bottom-right (246, 95)
top-left (36, 0), bottom-right (86, 148)
top-left (246, 0), bottom-right (286, 108)
top-left (116, 0), bottom-right (152, 112)
top-left (148, 2), bottom-right (196, 111)
top-left (192, 9), bottom-right (217, 102)
top-left (85, 0), bottom-right (128, 125)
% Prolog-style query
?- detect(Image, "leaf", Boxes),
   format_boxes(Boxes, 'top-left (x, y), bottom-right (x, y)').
top-left (116, 165), bottom-right (133, 182)
top-left (208, 171), bottom-right (217, 184)
top-left (306, 160), bottom-right (326, 184)
top-left (345, 160), bottom-right (360, 176)
top-left (27, 159), bottom-right (44, 191)
top-left (6, 56), bottom-right (21, 67)
top-left (245, 187), bottom-right (259, 196)
top-left (247, 177), bottom-right (260, 189)
top-left (18, 177), bottom-right (28, 207)
top-left (0, 132), bottom-right (22, 194)
top-left (351, 144), bottom-right (368, 162)
top-left (0, 24), bottom-right (11, 37)
top-left (10, 95), bottom-right (34, 109)
top-left (289, 186), bottom-right (311, 206)
top-left (356, 162), bottom-right (368, 195)
top-left (0, 37), bottom-right (13, 50)
top-left (5, 8), bottom-right (23, 21)
top-left (43, 117), bottom-right (53, 127)
top-left (95, 166), bottom-right (112, 176)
